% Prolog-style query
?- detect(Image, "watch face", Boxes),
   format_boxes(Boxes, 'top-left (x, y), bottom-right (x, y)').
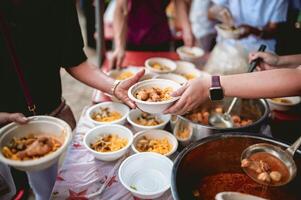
top-left (209, 87), bottom-right (224, 101)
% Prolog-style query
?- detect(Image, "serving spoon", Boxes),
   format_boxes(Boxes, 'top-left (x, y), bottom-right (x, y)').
top-left (241, 135), bottom-right (301, 186)
top-left (209, 44), bottom-right (266, 128)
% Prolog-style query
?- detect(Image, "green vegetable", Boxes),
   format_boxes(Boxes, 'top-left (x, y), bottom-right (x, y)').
top-left (130, 185), bottom-right (137, 191)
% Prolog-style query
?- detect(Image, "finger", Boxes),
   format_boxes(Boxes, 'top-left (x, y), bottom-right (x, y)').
top-left (9, 113), bottom-right (28, 124)
top-left (171, 84), bottom-right (188, 97)
top-left (164, 95), bottom-right (187, 114)
top-left (119, 93), bottom-right (136, 109)
top-left (109, 57), bottom-right (117, 70)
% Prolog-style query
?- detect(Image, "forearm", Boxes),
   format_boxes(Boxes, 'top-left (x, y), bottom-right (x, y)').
top-left (66, 61), bottom-right (115, 95)
top-left (221, 69), bottom-right (301, 98)
top-left (175, 0), bottom-right (192, 31)
top-left (113, 0), bottom-right (128, 50)
top-left (0, 113), bottom-right (10, 125)
top-left (277, 54), bottom-right (301, 68)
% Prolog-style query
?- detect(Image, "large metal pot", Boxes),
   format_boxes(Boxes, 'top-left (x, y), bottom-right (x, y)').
top-left (171, 133), bottom-right (301, 200)
top-left (175, 98), bottom-right (269, 142)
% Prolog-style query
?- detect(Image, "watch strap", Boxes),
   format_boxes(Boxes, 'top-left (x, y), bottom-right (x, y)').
top-left (212, 76), bottom-right (221, 87)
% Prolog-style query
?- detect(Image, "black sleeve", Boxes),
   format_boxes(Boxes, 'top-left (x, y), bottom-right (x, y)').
top-left (60, 0), bottom-right (87, 68)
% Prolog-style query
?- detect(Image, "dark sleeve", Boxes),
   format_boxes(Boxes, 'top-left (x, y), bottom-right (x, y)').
top-left (60, 0), bottom-right (87, 68)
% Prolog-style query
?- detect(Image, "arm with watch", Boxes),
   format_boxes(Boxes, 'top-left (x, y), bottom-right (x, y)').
top-left (164, 68), bottom-right (301, 115)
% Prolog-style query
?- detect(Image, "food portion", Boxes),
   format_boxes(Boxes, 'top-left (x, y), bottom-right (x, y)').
top-left (176, 127), bottom-right (190, 140)
top-left (193, 172), bottom-right (293, 200)
top-left (151, 63), bottom-right (171, 72)
top-left (135, 87), bottom-right (173, 102)
top-left (91, 107), bottom-right (122, 122)
top-left (180, 73), bottom-right (197, 80)
top-left (186, 107), bottom-right (253, 128)
top-left (2, 134), bottom-right (62, 160)
top-left (135, 136), bottom-right (172, 155)
top-left (116, 71), bottom-right (134, 80)
top-left (241, 152), bottom-right (290, 185)
top-left (271, 98), bottom-right (292, 104)
top-left (135, 112), bottom-right (163, 126)
top-left (90, 134), bottom-right (128, 152)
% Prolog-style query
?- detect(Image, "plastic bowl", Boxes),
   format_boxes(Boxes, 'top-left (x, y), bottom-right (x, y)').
top-left (119, 152), bottom-right (173, 199)
top-left (145, 57), bottom-right (177, 74)
top-left (127, 109), bottom-right (171, 132)
top-left (267, 96), bottom-right (301, 111)
top-left (154, 73), bottom-right (187, 85)
top-left (84, 124), bottom-right (133, 161)
top-left (176, 46), bottom-right (204, 63)
top-left (131, 129), bottom-right (178, 157)
top-left (128, 79), bottom-right (181, 114)
top-left (0, 116), bottom-right (72, 171)
top-left (86, 102), bottom-right (129, 125)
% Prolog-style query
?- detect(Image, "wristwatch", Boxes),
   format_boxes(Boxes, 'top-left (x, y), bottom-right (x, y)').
top-left (209, 76), bottom-right (224, 101)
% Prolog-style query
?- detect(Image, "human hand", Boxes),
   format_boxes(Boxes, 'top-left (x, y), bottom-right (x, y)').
top-left (249, 51), bottom-right (279, 71)
top-left (164, 74), bottom-right (211, 115)
top-left (114, 69), bottom-right (145, 108)
top-left (0, 112), bottom-right (29, 126)
top-left (237, 24), bottom-right (256, 39)
top-left (182, 28), bottom-right (195, 47)
top-left (109, 48), bottom-right (125, 70)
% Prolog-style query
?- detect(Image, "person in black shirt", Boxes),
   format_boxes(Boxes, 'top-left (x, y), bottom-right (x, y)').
top-left (0, 0), bottom-right (144, 199)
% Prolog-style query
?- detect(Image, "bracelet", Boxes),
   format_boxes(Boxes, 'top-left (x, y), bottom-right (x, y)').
top-left (111, 80), bottom-right (121, 97)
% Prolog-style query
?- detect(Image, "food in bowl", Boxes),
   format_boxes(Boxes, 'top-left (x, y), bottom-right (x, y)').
top-left (90, 134), bottom-right (128, 152)
top-left (176, 127), bottom-right (190, 140)
top-left (91, 107), bottom-right (122, 122)
top-left (145, 58), bottom-right (177, 74)
top-left (2, 134), bottom-right (61, 161)
top-left (151, 63), bottom-right (171, 72)
top-left (180, 73), bottom-right (197, 80)
top-left (135, 112), bottom-right (163, 126)
top-left (186, 107), bottom-right (253, 128)
top-left (116, 71), bottom-right (134, 80)
top-left (135, 87), bottom-right (173, 102)
top-left (270, 98), bottom-right (292, 104)
top-left (135, 136), bottom-right (172, 155)
top-left (241, 152), bottom-right (289, 185)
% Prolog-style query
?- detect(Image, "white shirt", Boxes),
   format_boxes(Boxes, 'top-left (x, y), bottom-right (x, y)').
top-left (212, 0), bottom-right (288, 52)
top-left (190, 0), bottom-right (216, 39)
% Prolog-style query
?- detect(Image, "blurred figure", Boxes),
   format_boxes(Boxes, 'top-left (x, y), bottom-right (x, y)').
top-left (190, 0), bottom-right (216, 52)
top-left (208, 0), bottom-right (288, 52)
top-left (81, 0), bottom-right (96, 49)
top-left (109, 0), bottom-right (194, 69)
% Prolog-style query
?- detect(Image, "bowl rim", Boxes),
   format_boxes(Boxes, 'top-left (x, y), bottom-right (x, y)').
top-left (86, 102), bottom-right (130, 125)
top-left (131, 129), bottom-right (178, 156)
top-left (0, 115), bottom-right (72, 167)
top-left (175, 60), bottom-right (196, 69)
top-left (118, 152), bottom-right (173, 196)
top-left (83, 124), bottom-right (133, 156)
top-left (176, 46), bottom-right (204, 58)
top-left (145, 57), bottom-right (177, 73)
top-left (127, 109), bottom-right (171, 129)
top-left (266, 96), bottom-right (301, 106)
top-left (153, 73), bottom-right (187, 84)
top-left (128, 79), bottom-right (181, 105)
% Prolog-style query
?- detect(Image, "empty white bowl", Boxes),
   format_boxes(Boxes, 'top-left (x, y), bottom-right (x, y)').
top-left (86, 102), bottom-right (129, 125)
top-left (84, 124), bottom-right (133, 161)
top-left (215, 24), bottom-right (241, 39)
top-left (154, 73), bottom-right (187, 85)
top-left (131, 129), bottom-right (178, 157)
top-left (127, 109), bottom-right (171, 132)
top-left (128, 79), bottom-right (181, 114)
top-left (145, 57), bottom-right (177, 74)
top-left (118, 152), bottom-right (173, 199)
top-left (267, 96), bottom-right (301, 111)
top-left (0, 116), bottom-right (72, 171)
top-left (215, 192), bottom-right (266, 200)
top-left (176, 46), bottom-right (204, 63)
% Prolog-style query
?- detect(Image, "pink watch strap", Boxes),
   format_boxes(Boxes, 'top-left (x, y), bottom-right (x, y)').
top-left (212, 76), bottom-right (221, 87)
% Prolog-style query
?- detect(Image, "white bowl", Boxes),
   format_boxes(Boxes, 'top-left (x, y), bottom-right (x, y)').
top-left (108, 67), bottom-right (141, 80)
top-left (174, 62), bottom-right (204, 80)
top-left (154, 73), bottom-right (187, 85)
top-left (215, 24), bottom-right (241, 39)
top-left (131, 129), bottom-right (178, 157)
top-left (0, 116), bottom-right (72, 171)
top-left (127, 109), bottom-right (171, 132)
top-left (215, 192), bottom-right (266, 200)
top-left (118, 152), bottom-right (173, 199)
top-left (176, 46), bottom-right (204, 63)
top-left (84, 124), bottom-right (133, 161)
top-left (86, 102), bottom-right (129, 125)
top-left (128, 79), bottom-right (181, 114)
top-left (145, 57), bottom-right (177, 74)
top-left (173, 121), bottom-right (193, 146)
top-left (140, 72), bottom-right (156, 82)
top-left (175, 61), bottom-right (196, 70)
top-left (267, 96), bottom-right (301, 111)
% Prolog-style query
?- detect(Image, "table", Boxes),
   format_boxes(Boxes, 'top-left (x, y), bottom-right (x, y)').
top-left (50, 108), bottom-right (173, 200)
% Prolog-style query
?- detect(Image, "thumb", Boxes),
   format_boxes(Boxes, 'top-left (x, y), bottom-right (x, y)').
top-left (172, 84), bottom-right (188, 97)
top-left (9, 113), bottom-right (28, 124)
top-left (126, 69), bottom-right (145, 85)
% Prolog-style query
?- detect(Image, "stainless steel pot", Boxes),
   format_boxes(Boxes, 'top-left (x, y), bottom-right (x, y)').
top-left (175, 98), bottom-right (269, 142)
top-left (171, 133), bottom-right (301, 200)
